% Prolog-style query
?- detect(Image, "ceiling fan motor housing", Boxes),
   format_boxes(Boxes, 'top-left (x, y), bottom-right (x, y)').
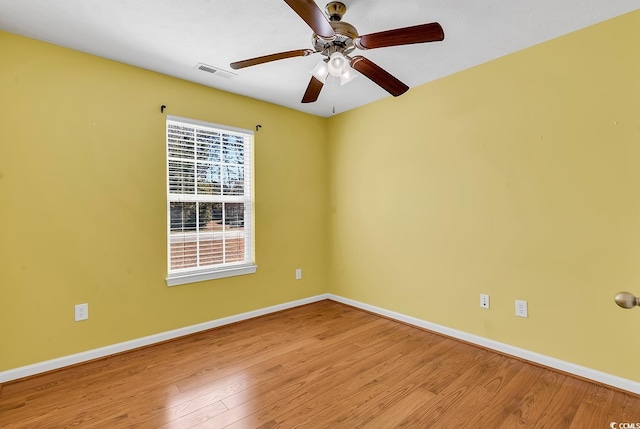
top-left (313, 22), bottom-right (358, 54)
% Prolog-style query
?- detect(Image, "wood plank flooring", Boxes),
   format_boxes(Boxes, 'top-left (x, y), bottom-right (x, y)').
top-left (1, 300), bottom-right (639, 428)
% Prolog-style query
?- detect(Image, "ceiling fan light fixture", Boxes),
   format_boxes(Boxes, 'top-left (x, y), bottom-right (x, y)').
top-left (328, 51), bottom-right (348, 77)
top-left (310, 60), bottom-right (329, 83)
top-left (339, 67), bottom-right (358, 85)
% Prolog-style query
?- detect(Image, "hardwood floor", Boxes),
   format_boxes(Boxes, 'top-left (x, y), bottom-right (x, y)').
top-left (1, 300), bottom-right (639, 428)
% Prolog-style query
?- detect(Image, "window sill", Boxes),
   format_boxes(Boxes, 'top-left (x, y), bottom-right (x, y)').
top-left (166, 264), bottom-right (257, 287)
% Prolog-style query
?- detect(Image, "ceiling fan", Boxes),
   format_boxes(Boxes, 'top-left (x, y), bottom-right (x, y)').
top-left (230, 0), bottom-right (444, 103)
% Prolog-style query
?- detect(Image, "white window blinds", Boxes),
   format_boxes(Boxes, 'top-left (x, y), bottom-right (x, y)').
top-left (166, 116), bottom-right (255, 286)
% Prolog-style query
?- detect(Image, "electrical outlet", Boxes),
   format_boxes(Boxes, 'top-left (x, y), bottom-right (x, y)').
top-left (295, 268), bottom-right (302, 280)
top-left (515, 300), bottom-right (528, 318)
top-left (480, 294), bottom-right (490, 309)
top-left (75, 303), bottom-right (88, 321)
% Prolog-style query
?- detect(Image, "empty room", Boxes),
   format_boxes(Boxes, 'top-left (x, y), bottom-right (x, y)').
top-left (1, 0), bottom-right (640, 427)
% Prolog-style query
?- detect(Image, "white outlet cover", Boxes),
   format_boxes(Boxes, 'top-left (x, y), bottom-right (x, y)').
top-left (515, 300), bottom-right (528, 318)
top-left (480, 294), bottom-right (490, 309)
top-left (75, 303), bottom-right (88, 321)
top-left (295, 269), bottom-right (302, 280)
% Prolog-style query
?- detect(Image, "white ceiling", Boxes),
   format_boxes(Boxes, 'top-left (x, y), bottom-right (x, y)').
top-left (1, 0), bottom-right (638, 117)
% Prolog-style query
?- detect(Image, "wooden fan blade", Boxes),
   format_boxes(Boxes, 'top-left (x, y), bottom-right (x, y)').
top-left (349, 56), bottom-right (409, 97)
top-left (302, 76), bottom-right (324, 103)
top-left (230, 49), bottom-right (315, 70)
top-left (355, 22), bottom-right (444, 50)
top-left (284, 0), bottom-right (335, 39)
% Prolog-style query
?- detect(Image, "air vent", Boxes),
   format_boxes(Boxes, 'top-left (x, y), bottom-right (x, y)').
top-left (194, 63), bottom-right (237, 79)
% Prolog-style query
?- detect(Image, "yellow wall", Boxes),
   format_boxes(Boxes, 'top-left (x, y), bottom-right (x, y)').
top-left (328, 9), bottom-right (640, 382)
top-left (2, 9), bottom-right (640, 384)
top-left (0, 31), bottom-right (329, 371)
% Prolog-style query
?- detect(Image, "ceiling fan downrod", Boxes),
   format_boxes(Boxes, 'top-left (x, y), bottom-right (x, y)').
top-left (326, 2), bottom-right (347, 21)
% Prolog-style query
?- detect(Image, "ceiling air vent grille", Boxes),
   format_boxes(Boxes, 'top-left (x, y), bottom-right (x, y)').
top-left (194, 63), bottom-right (236, 79)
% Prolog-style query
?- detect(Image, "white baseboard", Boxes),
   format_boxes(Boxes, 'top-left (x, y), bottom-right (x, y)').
top-left (328, 294), bottom-right (640, 395)
top-left (0, 294), bottom-right (330, 384)
top-left (4, 293), bottom-right (639, 396)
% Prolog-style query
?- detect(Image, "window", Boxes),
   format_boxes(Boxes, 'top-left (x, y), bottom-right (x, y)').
top-left (166, 115), bottom-right (255, 286)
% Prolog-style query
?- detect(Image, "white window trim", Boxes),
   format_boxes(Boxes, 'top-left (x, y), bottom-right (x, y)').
top-left (165, 115), bottom-right (256, 286)
top-left (166, 264), bottom-right (257, 287)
